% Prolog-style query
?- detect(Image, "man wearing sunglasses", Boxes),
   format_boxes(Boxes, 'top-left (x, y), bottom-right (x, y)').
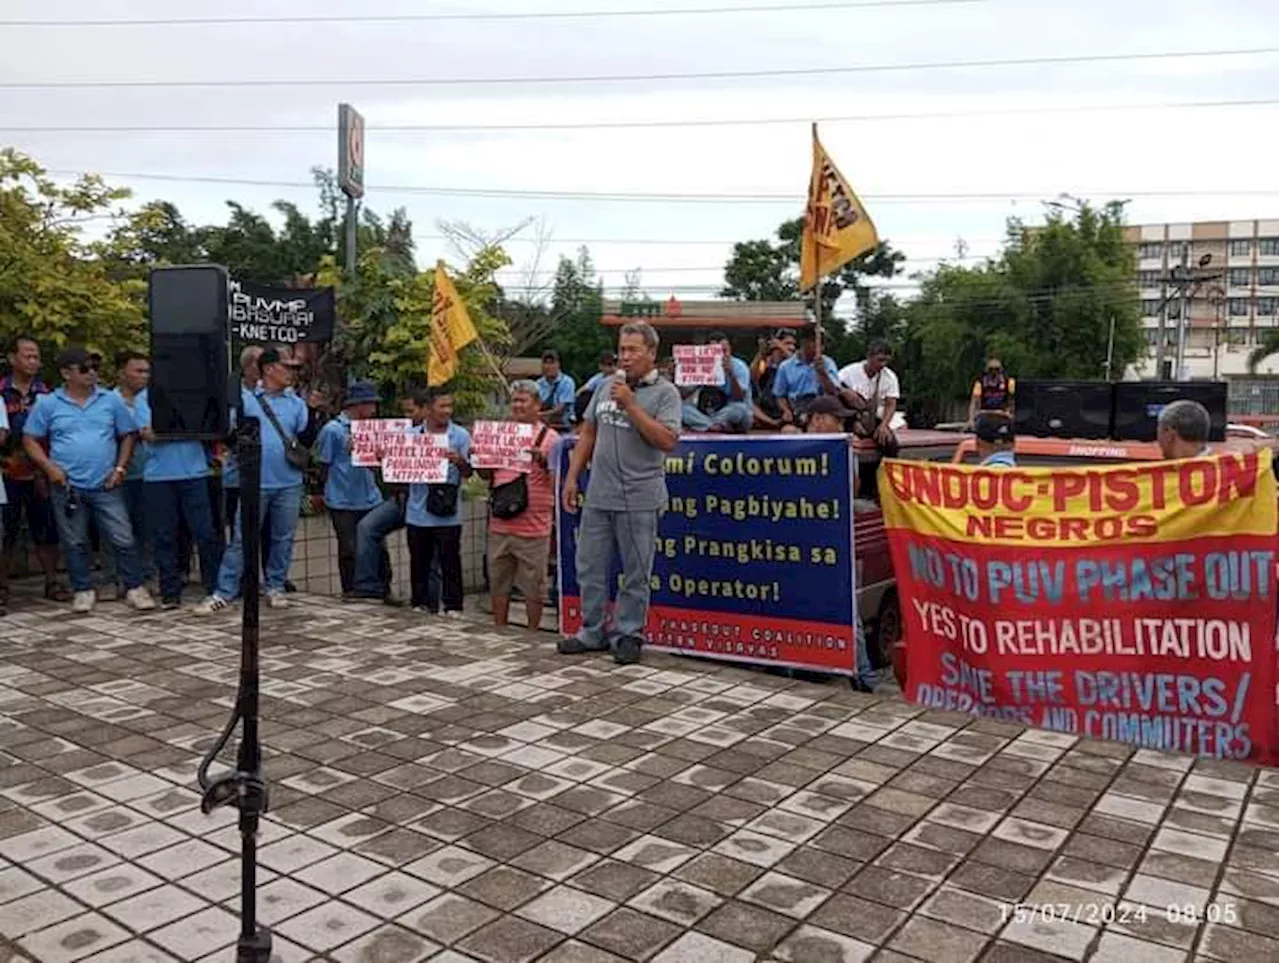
top-left (22, 346), bottom-right (156, 613)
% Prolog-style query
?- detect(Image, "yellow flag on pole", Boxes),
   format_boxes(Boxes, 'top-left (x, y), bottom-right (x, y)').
top-left (428, 260), bottom-right (480, 387)
top-left (800, 124), bottom-right (879, 291)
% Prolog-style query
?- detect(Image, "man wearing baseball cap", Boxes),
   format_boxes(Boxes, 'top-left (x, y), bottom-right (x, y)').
top-left (316, 381), bottom-right (392, 597)
top-left (22, 346), bottom-right (156, 613)
top-left (973, 412), bottom-right (1016, 468)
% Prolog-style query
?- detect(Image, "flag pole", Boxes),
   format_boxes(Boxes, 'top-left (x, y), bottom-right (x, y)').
top-left (474, 339), bottom-right (511, 395)
top-left (809, 122), bottom-right (824, 357)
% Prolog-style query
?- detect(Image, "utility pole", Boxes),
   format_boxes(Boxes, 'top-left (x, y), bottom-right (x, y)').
top-left (1174, 243), bottom-right (1190, 380)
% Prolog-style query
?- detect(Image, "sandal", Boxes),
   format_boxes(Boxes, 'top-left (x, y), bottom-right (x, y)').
top-left (44, 582), bottom-right (72, 602)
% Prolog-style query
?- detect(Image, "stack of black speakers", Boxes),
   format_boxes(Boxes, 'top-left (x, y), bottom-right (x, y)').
top-left (1013, 379), bottom-right (1227, 442)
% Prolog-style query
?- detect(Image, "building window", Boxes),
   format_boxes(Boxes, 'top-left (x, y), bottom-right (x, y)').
top-left (1229, 268), bottom-right (1252, 287)
top-left (1229, 239), bottom-right (1252, 257)
top-left (1139, 299), bottom-right (1160, 317)
top-left (1137, 242), bottom-right (1163, 260)
top-left (1137, 270), bottom-right (1163, 287)
top-left (1167, 300), bottom-right (1182, 320)
top-left (1225, 329), bottom-right (1249, 346)
top-left (1260, 237), bottom-right (1279, 256)
top-left (1229, 297), bottom-right (1250, 317)
top-left (1257, 297), bottom-right (1278, 317)
top-left (1167, 242), bottom-right (1188, 263)
top-left (1259, 267), bottom-right (1278, 286)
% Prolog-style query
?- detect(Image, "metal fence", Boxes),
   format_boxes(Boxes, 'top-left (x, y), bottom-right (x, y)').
top-left (1228, 377), bottom-right (1279, 417)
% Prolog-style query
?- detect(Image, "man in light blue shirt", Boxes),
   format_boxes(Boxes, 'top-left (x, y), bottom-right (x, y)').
top-left (100, 350), bottom-right (155, 593)
top-left (405, 389), bottom-right (471, 616)
top-left (135, 389), bottom-right (223, 609)
top-left (582, 350), bottom-right (618, 396)
top-left (22, 346), bottom-right (155, 614)
top-left (772, 328), bottom-right (840, 428)
top-left (316, 381), bottom-right (388, 596)
top-left (974, 412), bottom-right (1017, 468)
top-left (536, 350), bottom-right (576, 430)
top-left (196, 349), bottom-right (308, 614)
top-left (680, 332), bottom-right (754, 434)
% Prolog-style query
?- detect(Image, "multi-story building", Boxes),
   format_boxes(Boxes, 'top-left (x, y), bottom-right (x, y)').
top-left (1125, 219), bottom-right (1278, 381)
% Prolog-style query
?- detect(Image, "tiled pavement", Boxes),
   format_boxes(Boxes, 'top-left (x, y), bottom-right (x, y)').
top-left (0, 595), bottom-right (1276, 963)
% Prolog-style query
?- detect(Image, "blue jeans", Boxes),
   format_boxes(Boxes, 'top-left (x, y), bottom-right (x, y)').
top-left (574, 507), bottom-right (661, 646)
top-left (855, 617), bottom-right (877, 688)
top-left (681, 399), bottom-right (753, 433)
top-left (148, 478), bottom-right (224, 601)
top-left (352, 497), bottom-right (402, 597)
top-left (214, 485), bottom-right (302, 599)
top-left (100, 478), bottom-right (154, 585)
top-left (50, 486), bottom-right (143, 592)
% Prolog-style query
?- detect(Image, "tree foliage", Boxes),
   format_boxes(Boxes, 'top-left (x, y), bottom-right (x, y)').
top-left (900, 202), bottom-right (1142, 423)
top-left (536, 248), bottom-right (613, 377)
top-left (0, 149), bottom-right (147, 364)
top-left (721, 216), bottom-right (906, 361)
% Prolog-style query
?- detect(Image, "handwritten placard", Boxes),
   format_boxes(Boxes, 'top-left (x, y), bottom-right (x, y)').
top-left (674, 344), bottom-right (724, 386)
top-left (381, 434), bottom-right (451, 484)
top-left (471, 420), bottom-right (537, 473)
top-left (351, 419), bottom-right (413, 466)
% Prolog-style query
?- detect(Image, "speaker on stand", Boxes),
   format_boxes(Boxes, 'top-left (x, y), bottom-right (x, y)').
top-left (149, 265), bottom-right (273, 963)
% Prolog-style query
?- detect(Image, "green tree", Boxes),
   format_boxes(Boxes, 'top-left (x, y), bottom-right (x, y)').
top-left (1249, 329), bottom-right (1278, 374)
top-left (902, 202), bottom-right (1142, 423)
top-left (721, 216), bottom-right (907, 361)
top-left (317, 244), bottom-right (511, 418)
top-left (538, 248), bottom-right (613, 381)
top-left (0, 149), bottom-right (146, 363)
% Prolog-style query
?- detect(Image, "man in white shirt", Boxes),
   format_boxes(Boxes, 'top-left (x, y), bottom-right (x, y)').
top-left (837, 341), bottom-right (904, 447)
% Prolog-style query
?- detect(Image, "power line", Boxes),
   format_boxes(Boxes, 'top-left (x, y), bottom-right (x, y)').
top-left (3, 47), bottom-right (1272, 90)
top-left (8, 98), bottom-right (1273, 134)
top-left (0, 0), bottom-right (981, 28)
top-left (43, 169), bottom-right (1276, 204)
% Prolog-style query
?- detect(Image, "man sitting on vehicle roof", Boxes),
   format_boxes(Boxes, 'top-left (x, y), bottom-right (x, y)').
top-left (973, 411), bottom-right (1016, 468)
top-left (772, 327), bottom-right (840, 429)
top-left (750, 329), bottom-right (796, 430)
top-left (680, 332), bottom-right (754, 434)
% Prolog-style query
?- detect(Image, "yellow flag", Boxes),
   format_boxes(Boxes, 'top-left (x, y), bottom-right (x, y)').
top-left (800, 123), bottom-right (879, 291)
top-left (428, 261), bottom-right (480, 387)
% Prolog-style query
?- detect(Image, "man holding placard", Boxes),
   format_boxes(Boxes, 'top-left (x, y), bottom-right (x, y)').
top-left (678, 331), bottom-right (753, 434)
top-left (473, 380), bottom-right (558, 630)
top-left (405, 389), bottom-right (471, 616)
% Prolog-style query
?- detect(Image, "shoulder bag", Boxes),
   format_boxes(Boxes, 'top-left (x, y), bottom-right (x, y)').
top-left (489, 425), bottom-right (549, 520)
top-left (257, 395), bottom-right (312, 472)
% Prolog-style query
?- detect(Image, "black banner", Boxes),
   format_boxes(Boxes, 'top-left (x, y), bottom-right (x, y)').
top-left (228, 281), bottom-right (335, 346)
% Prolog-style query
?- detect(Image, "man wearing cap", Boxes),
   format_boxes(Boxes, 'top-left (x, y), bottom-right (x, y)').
top-left (974, 412), bottom-right (1017, 468)
top-left (316, 381), bottom-right (391, 596)
top-left (196, 348), bottom-right (308, 614)
top-left (968, 357), bottom-right (1015, 426)
top-left (804, 395), bottom-right (855, 434)
top-left (22, 346), bottom-right (156, 613)
top-left (135, 383), bottom-right (224, 609)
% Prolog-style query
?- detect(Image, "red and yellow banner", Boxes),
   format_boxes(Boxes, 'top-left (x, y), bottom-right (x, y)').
top-left (881, 452), bottom-right (1279, 766)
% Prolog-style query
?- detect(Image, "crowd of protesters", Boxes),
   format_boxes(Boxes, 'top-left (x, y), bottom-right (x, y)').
top-left (0, 324), bottom-right (919, 697)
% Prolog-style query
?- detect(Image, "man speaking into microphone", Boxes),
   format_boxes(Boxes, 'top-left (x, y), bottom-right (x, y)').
top-left (560, 321), bottom-right (682, 665)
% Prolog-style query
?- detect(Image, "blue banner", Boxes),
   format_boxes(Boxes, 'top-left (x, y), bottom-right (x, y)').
top-left (557, 435), bottom-right (859, 672)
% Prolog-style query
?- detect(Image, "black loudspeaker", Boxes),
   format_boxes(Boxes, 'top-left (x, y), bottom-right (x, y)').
top-left (1013, 380), bottom-right (1114, 440)
top-left (148, 265), bottom-right (231, 440)
top-left (1113, 381), bottom-right (1227, 443)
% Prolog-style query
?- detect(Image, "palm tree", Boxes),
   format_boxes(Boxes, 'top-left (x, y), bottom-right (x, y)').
top-left (1248, 329), bottom-right (1279, 374)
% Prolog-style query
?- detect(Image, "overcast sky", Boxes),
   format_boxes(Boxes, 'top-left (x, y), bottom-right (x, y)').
top-left (3, 0), bottom-right (1277, 307)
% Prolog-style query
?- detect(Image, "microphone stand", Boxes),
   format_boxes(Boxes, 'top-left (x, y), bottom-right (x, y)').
top-left (196, 407), bottom-right (272, 963)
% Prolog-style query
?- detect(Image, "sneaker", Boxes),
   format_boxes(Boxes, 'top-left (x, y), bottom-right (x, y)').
top-left (613, 635), bottom-right (643, 666)
top-left (125, 586), bottom-right (157, 611)
top-left (442, 610), bottom-right (464, 620)
top-left (284, 581), bottom-right (298, 594)
top-left (411, 605), bottom-right (433, 615)
top-left (72, 590), bottom-right (96, 614)
top-left (161, 597), bottom-right (182, 611)
top-left (266, 592), bottom-right (289, 609)
top-left (557, 636), bottom-right (608, 655)
top-left (193, 596), bottom-right (230, 616)
top-left (850, 677), bottom-right (876, 694)
top-left (45, 582), bottom-right (72, 603)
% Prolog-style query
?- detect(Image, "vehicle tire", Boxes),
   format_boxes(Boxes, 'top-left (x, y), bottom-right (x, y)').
top-left (875, 589), bottom-right (906, 689)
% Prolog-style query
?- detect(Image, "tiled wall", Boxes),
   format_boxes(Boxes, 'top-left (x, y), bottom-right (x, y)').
top-left (287, 496), bottom-right (491, 597)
